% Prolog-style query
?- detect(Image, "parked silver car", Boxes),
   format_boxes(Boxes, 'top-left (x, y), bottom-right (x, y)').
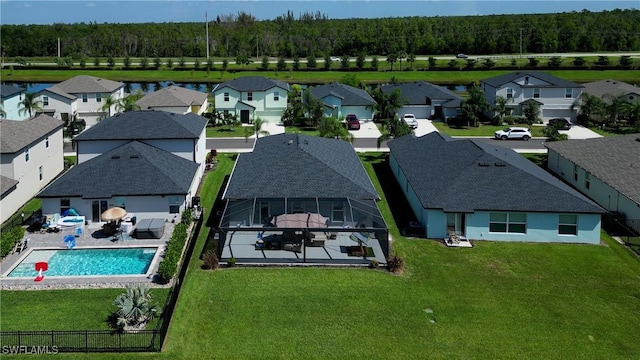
top-left (494, 127), bottom-right (532, 140)
top-left (403, 114), bottom-right (418, 129)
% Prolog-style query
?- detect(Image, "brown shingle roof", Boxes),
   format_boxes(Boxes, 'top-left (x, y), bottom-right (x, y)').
top-left (136, 85), bottom-right (208, 109)
top-left (51, 75), bottom-right (124, 94)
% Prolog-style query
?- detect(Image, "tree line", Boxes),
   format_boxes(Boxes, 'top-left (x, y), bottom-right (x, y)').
top-left (2, 9), bottom-right (638, 59)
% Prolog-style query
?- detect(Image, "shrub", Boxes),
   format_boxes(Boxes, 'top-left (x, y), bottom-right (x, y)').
top-left (227, 257), bottom-right (237, 267)
top-left (202, 250), bottom-right (219, 270)
top-left (369, 259), bottom-right (380, 269)
top-left (1, 226), bottom-right (25, 257)
top-left (387, 255), bottom-right (405, 274)
top-left (503, 115), bottom-right (526, 125)
top-left (112, 285), bottom-right (159, 331)
top-left (157, 222), bottom-right (189, 283)
top-left (181, 209), bottom-right (193, 226)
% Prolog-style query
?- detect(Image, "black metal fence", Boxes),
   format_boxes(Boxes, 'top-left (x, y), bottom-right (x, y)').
top-left (1, 210), bottom-right (42, 233)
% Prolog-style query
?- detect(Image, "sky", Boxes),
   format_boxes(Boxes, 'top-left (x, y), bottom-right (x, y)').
top-left (0, 0), bottom-right (637, 25)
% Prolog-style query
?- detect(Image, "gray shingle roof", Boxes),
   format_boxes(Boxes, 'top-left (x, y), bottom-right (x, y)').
top-left (39, 86), bottom-right (76, 100)
top-left (213, 76), bottom-right (289, 92)
top-left (581, 80), bottom-right (640, 103)
top-left (0, 115), bottom-right (64, 153)
top-left (49, 75), bottom-right (125, 94)
top-left (380, 81), bottom-right (462, 105)
top-left (73, 110), bottom-right (207, 141)
top-left (0, 84), bottom-right (25, 99)
top-left (223, 134), bottom-right (379, 200)
top-left (37, 141), bottom-right (198, 199)
top-left (388, 132), bottom-right (604, 213)
top-left (1, 175), bottom-right (19, 196)
top-left (481, 71), bottom-right (583, 88)
top-left (310, 82), bottom-right (376, 106)
top-left (545, 134), bottom-right (640, 206)
top-left (136, 85), bottom-right (208, 109)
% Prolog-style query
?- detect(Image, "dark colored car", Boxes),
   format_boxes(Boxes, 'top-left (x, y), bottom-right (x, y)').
top-left (456, 53), bottom-right (469, 59)
top-left (345, 114), bottom-right (360, 130)
top-left (548, 118), bottom-right (572, 130)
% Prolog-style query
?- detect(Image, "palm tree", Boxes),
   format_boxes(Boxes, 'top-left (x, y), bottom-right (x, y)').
top-left (100, 94), bottom-right (118, 117)
top-left (377, 114), bottom-right (413, 148)
top-left (18, 92), bottom-right (43, 119)
top-left (116, 92), bottom-right (142, 113)
top-left (460, 84), bottom-right (491, 127)
top-left (603, 93), bottom-right (628, 126)
top-left (244, 117), bottom-right (270, 142)
top-left (572, 93), bottom-right (605, 126)
top-left (623, 101), bottom-right (640, 129)
top-left (113, 285), bottom-right (159, 331)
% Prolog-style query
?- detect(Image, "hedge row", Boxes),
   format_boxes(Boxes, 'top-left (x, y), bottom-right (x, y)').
top-left (1, 227), bottom-right (26, 257)
top-left (157, 222), bottom-right (189, 283)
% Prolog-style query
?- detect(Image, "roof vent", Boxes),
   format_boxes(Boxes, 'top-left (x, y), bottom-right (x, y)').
top-left (287, 139), bottom-right (294, 145)
top-left (478, 162), bottom-right (490, 167)
top-left (494, 162), bottom-right (506, 167)
top-left (130, 155), bottom-right (139, 159)
top-left (111, 155), bottom-right (120, 159)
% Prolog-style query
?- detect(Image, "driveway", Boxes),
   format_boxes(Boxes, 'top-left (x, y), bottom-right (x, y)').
top-left (414, 119), bottom-right (439, 137)
top-left (559, 125), bottom-right (603, 140)
top-left (350, 120), bottom-right (382, 138)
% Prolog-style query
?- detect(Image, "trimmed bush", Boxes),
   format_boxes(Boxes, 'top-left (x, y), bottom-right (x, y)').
top-left (1, 227), bottom-right (25, 257)
top-left (202, 250), bottom-right (219, 270)
top-left (157, 222), bottom-right (189, 283)
top-left (387, 255), bottom-right (405, 274)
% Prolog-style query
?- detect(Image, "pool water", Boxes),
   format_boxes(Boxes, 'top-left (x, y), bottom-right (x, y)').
top-left (7, 248), bottom-right (158, 277)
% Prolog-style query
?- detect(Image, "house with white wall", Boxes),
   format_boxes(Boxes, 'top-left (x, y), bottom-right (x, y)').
top-left (0, 115), bottom-right (64, 224)
top-left (546, 134), bottom-right (640, 233)
top-left (309, 82), bottom-right (376, 121)
top-left (388, 132), bottom-right (605, 244)
top-left (37, 110), bottom-right (208, 223)
top-left (0, 84), bottom-right (29, 121)
top-left (136, 85), bottom-right (209, 115)
top-left (212, 76), bottom-right (289, 124)
top-left (380, 81), bottom-right (462, 121)
top-left (480, 72), bottom-right (583, 122)
top-left (36, 75), bottom-right (125, 128)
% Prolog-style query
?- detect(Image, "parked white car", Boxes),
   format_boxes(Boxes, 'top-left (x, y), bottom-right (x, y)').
top-left (403, 114), bottom-right (418, 129)
top-left (330, 56), bottom-right (341, 62)
top-left (494, 127), bottom-right (532, 140)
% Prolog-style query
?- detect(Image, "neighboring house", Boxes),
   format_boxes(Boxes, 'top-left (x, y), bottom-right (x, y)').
top-left (380, 80), bottom-right (462, 120)
top-left (0, 84), bottom-right (28, 120)
top-left (37, 110), bottom-right (208, 223)
top-left (388, 132), bottom-right (605, 244)
top-left (546, 134), bottom-right (640, 233)
top-left (0, 115), bottom-right (64, 224)
top-left (136, 85), bottom-right (210, 115)
top-left (219, 133), bottom-right (389, 264)
top-left (212, 76), bottom-right (289, 124)
top-left (36, 75), bottom-right (126, 128)
top-left (480, 71), bottom-right (583, 122)
top-left (309, 82), bottom-right (376, 120)
top-left (581, 79), bottom-right (640, 106)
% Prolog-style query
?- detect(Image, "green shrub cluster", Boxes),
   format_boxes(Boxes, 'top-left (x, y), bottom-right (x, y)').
top-left (1, 227), bottom-right (25, 257)
top-left (157, 222), bottom-right (188, 283)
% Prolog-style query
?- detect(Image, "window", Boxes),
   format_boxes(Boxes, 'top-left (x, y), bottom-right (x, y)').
top-left (585, 172), bottom-right (590, 189)
top-left (506, 88), bottom-right (514, 99)
top-left (558, 214), bottom-right (578, 235)
top-left (533, 88), bottom-right (540, 98)
top-left (331, 203), bottom-right (344, 222)
top-left (247, 92), bottom-right (253, 101)
top-left (82, 93), bottom-right (88, 103)
top-left (43, 96), bottom-right (49, 106)
top-left (39, 166), bottom-right (43, 181)
top-left (573, 164), bottom-right (579, 181)
top-left (274, 92), bottom-right (279, 101)
top-left (24, 147), bottom-right (30, 163)
top-left (489, 212), bottom-right (526, 234)
top-left (168, 196), bottom-right (181, 214)
top-left (60, 199), bottom-right (71, 214)
top-left (96, 93), bottom-right (102, 103)
top-left (565, 88), bottom-right (573, 99)
top-left (45, 136), bottom-right (49, 148)
top-left (224, 93), bottom-right (229, 101)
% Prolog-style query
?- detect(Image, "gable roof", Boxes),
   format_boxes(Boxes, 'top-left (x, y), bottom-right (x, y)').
top-left (1, 175), bottom-right (19, 196)
top-left (380, 81), bottom-right (462, 106)
top-left (480, 71), bottom-right (583, 88)
top-left (136, 85), bottom-right (208, 109)
top-left (545, 134), bottom-right (640, 206)
top-left (0, 115), bottom-right (64, 153)
top-left (48, 75), bottom-right (124, 94)
top-left (37, 141), bottom-right (198, 199)
top-left (223, 133), bottom-right (379, 200)
top-left (73, 110), bottom-right (207, 142)
top-left (310, 82), bottom-right (376, 106)
top-left (213, 76), bottom-right (289, 93)
top-left (0, 84), bottom-right (25, 99)
top-left (389, 132), bottom-right (604, 214)
top-left (581, 79), bottom-right (640, 102)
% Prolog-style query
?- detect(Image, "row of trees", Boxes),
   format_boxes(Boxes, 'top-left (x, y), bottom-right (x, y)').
top-left (2, 9), bottom-right (638, 59)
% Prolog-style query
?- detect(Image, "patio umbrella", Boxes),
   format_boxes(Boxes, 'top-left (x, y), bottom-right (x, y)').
top-left (272, 213), bottom-right (328, 228)
top-left (101, 207), bottom-right (127, 221)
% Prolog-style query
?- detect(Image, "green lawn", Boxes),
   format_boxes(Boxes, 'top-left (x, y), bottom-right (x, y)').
top-left (206, 125), bottom-right (252, 138)
top-left (433, 122), bottom-right (547, 137)
top-left (285, 126), bottom-right (321, 136)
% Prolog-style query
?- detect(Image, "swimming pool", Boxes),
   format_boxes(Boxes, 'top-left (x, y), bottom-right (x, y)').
top-left (6, 248), bottom-right (159, 278)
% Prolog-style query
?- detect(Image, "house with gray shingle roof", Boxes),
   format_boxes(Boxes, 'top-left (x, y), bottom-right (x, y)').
top-left (0, 115), bottom-right (64, 224)
top-left (546, 134), bottom-right (640, 234)
top-left (35, 75), bottom-right (125, 129)
top-left (581, 79), bottom-right (640, 105)
top-left (218, 133), bottom-right (389, 264)
top-left (136, 85), bottom-right (209, 115)
top-left (1, 84), bottom-right (28, 120)
top-left (480, 71), bottom-right (583, 123)
top-left (309, 82), bottom-right (376, 121)
top-left (37, 110), bottom-right (208, 223)
top-left (380, 81), bottom-right (463, 121)
top-left (212, 76), bottom-right (289, 124)
top-left (388, 132), bottom-right (604, 244)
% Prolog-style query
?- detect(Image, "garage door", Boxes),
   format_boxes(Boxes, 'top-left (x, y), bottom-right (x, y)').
top-left (542, 109), bottom-right (571, 120)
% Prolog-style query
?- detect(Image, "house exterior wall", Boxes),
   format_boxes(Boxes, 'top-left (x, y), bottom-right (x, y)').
top-left (37, 91), bottom-right (77, 120)
top-left (341, 106), bottom-right (374, 121)
top-left (389, 153), bottom-right (429, 231)
top-left (76, 140), bottom-right (130, 164)
top-left (214, 87), bottom-right (287, 124)
top-left (1, 127), bottom-right (64, 224)
top-left (398, 106), bottom-right (429, 119)
top-left (548, 149), bottom-right (640, 233)
top-left (76, 138), bottom-right (197, 164)
top-left (2, 92), bottom-right (29, 120)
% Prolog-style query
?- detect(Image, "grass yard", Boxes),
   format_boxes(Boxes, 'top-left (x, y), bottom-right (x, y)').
top-left (206, 125), bottom-right (253, 138)
top-left (433, 121), bottom-right (547, 137)
top-left (285, 126), bottom-right (321, 137)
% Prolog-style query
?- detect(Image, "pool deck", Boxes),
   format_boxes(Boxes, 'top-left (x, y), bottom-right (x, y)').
top-left (0, 221), bottom-right (174, 290)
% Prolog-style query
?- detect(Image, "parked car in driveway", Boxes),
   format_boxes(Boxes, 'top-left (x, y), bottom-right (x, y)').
top-left (548, 118), bottom-right (572, 130)
top-left (494, 127), bottom-right (532, 140)
top-left (345, 114), bottom-right (360, 130)
top-left (403, 114), bottom-right (418, 129)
